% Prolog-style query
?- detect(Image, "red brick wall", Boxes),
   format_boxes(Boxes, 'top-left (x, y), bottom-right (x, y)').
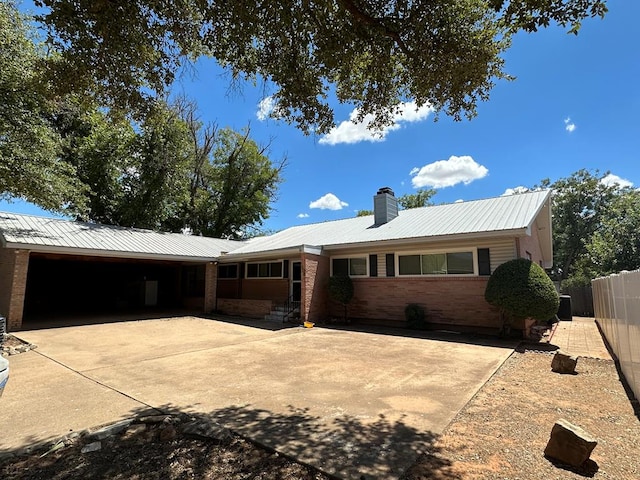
top-left (0, 248), bottom-right (30, 331)
top-left (329, 276), bottom-right (501, 331)
top-left (216, 278), bottom-right (242, 299)
top-left (241, 279), bottom-right (288, 302)
top-left (203, 262), bottom-right (218, 313)
top-left (217, 298), bottom-right (273, 318)
top-left (301, 253), bottom-right (330, 323)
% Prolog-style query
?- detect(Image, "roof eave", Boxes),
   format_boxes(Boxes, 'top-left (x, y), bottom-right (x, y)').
top-left (322, 228), bottom-right (530, 251)
top-left (220, 244), bottom-right (324, 262)
top-left (4, 242), bottom-right (218, 263)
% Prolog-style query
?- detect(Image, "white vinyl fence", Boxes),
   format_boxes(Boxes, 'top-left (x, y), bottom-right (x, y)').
top-left (592, 270), bottom-right (640, 401)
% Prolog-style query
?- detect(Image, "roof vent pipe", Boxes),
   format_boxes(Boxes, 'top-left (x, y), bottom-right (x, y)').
top-left (374, 187), bottom-right (399, 225)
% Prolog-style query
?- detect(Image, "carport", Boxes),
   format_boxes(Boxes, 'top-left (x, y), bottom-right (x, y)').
top-left (23, 253), bottom-right (205, 320)
top-left (0, 212), bottom-right (243, 330)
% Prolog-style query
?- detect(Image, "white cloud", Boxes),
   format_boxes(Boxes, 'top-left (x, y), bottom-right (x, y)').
top-left (564, 117), bottom-right (576, 132)
top-left (501, 186), bottom-right (530, 196)
top-left (600, 173), bottom-right (633, 188)
top-left (454, 199), bottom-right (464, 203)
top-left (297, 213), bottom-right (310, 218)
top-left (309, 193), bottom-right (349, 210)
top-left (410, 155), bottom-right (488, 188)
top-left (257, 96), bottom-right (277, 121)
top-left (319, 102), bottom-right (434, 145)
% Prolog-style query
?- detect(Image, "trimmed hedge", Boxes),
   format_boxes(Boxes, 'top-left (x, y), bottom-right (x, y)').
top-left (485, 258), bottom-right (559, 321)
top-left (405, 303), bottom-right (427, 329)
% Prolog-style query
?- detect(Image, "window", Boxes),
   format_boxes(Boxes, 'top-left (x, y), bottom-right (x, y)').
top-left (331, 257), bottom-right (367, 276)
top-left (218, 264), bottom-right (238, 279)
top-left (246, 261), bottom-right (283, 278)
top-left (398, 251), bottom-right (474, 275)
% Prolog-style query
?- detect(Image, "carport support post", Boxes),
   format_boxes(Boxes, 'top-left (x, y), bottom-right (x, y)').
top-left (204, 261), bottom-right (218, 313)
top-left (0, 249), bottom-right (30, 331)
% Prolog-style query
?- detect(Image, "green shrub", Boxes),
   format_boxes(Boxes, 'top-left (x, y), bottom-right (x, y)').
top-left (405, 303), bottom-right (427, 329)
top-left (485, 258), bottom-right (560, 322)
top-left (328, 274), bottom-right (354, 321)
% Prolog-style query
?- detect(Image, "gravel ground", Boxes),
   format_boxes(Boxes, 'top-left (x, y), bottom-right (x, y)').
top-left (403, 350), bottom-right (640, 480)
top-left (1, 348), bottom-right (638, 479)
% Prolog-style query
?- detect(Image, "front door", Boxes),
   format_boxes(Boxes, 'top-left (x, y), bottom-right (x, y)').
top-left (291, 261), bottom-right (302, 303)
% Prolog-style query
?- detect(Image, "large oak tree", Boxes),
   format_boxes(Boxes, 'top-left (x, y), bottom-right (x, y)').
top-left (34, 0), bottom-right (607, 133)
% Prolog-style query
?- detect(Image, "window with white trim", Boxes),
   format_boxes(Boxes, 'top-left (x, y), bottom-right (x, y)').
top-left (398, 251), bottom-right (474, 275)
top-left (332, 257), bottom-right (367, 276)
top-left (246, 261), bottom-right (283, 278)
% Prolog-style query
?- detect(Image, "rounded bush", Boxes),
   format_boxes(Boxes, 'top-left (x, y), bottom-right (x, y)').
top-left (405, 303), bottom-right (427, 329)
top-left (485, 258), bottom-right (559, 321)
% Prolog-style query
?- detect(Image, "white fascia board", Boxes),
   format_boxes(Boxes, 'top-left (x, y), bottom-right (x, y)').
top-left (5, 243), bottom-right (217, 263)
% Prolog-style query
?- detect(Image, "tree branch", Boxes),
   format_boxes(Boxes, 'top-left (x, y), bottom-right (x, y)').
top-left (336, 0), bottom-right (411, 56)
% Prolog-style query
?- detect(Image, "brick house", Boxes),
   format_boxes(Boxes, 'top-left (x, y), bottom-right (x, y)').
top-left (214, 188), bottom-right (552, 333)
top-left (0, 189), bottom-right (552, 333)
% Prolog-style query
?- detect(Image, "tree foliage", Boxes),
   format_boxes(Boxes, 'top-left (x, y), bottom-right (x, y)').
top-left (33, 0), bottom-right (607, 133)
top-left (587, 189), bottom-right (640, 276)
top-left (398, 188), bottom-right (436, 209)
top-left (538, 169), bottom-right (618, 283)
top-left (356, 209), bottom-right (373, 217)
top-left (0, 2), bottom-right (85, 211)
top-left (485, 258), bottom-right (559, 322)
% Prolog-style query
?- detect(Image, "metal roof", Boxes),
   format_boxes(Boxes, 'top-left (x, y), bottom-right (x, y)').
top-left (0, 190), bottom-right (552, 263)
top-left (226, 190), bottom-right (552, 257)
top-left (0, 213), bottom-right (243, 262)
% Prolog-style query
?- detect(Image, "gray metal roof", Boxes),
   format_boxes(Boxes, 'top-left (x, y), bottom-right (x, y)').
top-left (226, 190), bottom-right (552, 257)
top-left (0, 212), bottom-right (243, 262)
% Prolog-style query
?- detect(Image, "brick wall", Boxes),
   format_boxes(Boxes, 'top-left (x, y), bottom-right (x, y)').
top-left (217, 298), bottom-right (273, 318)
top-left (301, 253), bottom-right (330, 323)
top-left (0, 248), bottom-right (30, 331)
top-left (329, 276), bottom-right (501, 331)
top-left (241, 279), bottom-right (288, 302)
top-left (217, 278), bottom-right (242, 299)
top-left (203, 262), bottom-right (218, 313)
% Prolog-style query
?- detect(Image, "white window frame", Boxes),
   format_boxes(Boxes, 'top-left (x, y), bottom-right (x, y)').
top-left (330, 255), bottom-right (369, 277)
top-left (396, 248), bottom-right (478, 277)
top-left (245, 260), bottom-right (285, 279)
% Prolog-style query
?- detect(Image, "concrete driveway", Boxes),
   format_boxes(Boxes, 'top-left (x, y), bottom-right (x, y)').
top-left (1, 316), bottom-right (514, 479)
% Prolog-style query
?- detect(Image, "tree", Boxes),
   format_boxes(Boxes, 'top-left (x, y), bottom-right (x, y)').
top-left (356, 209), bottom-right (373, 217)
top-left (328, 274), bottom-right (354, 322)
top-left (398, 188), bottom-right (436, 209)
top-left (485, 258), bottom-right (559, 335)
top-left (34, 0), bottom-right (607, 133)
top-left (587, 189), bottom-right (640, 276)
top-left (539, 169), bottom-right (617, 282)
top-left (184, 126), bottom-right (285, 238)
top-left (0, 2), bottom-right (85, 211)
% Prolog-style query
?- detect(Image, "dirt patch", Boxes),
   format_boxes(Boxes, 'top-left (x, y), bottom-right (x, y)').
top-left (403, 351), bottom-right (640, 480)
top-left (1, 351), bottom-right (638, 479)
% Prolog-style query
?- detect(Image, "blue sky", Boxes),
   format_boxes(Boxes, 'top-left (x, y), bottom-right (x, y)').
top-left (3, 1), bottom-right (639, 233)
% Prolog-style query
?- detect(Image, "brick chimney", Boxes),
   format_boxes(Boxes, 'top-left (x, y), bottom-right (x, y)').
top-left (373, 187), bottom-right (398, 225)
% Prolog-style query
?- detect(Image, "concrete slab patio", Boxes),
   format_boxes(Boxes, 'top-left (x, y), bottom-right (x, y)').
top-left (2, 316), bottom-right (514, 479)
